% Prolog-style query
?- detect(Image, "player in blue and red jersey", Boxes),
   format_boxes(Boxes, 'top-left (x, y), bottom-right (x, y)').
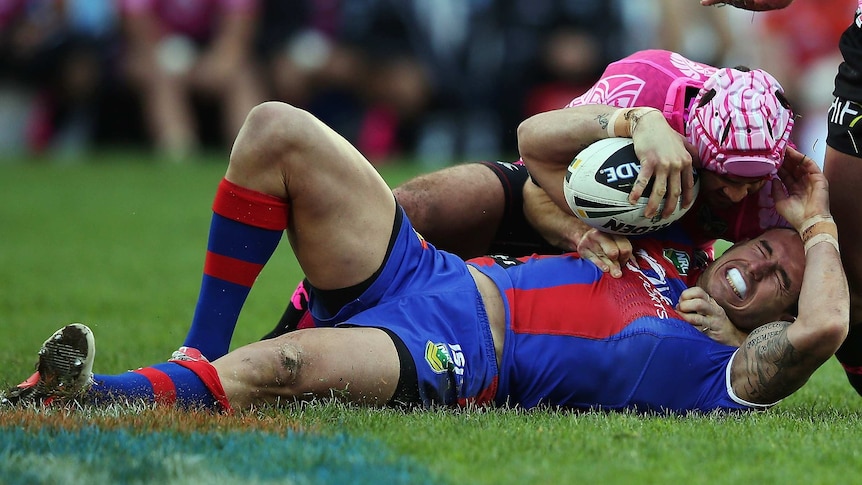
top-left (5, 102), bottom-right (846, 414)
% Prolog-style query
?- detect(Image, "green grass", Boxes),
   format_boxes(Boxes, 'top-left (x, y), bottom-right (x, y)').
top-left (1, 153), bottom-right (860, 484)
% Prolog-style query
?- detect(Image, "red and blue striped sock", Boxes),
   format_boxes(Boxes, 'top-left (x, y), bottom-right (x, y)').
top-left (89, 361), bottom-right (231, 411)
top-left (184, 178), bottom-right (288, 359)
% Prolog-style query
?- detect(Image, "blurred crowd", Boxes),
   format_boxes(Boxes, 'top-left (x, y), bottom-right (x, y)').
top-left (0, 0), bottom-right (851, 165)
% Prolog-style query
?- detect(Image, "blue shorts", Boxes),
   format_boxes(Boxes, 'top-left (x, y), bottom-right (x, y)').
top-left (308, 207), bottom-right (499, 407)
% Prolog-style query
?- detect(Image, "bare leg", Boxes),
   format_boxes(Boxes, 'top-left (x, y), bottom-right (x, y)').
top-left (141, 72), bottom-right (199, 159)
top-left (10, 103), bottom-right (407, 409)
top-left (824, 147), bottom-right (862, 321)
top-left (226, 101), bottom-right (396, 289)
top-left (208, 102), bottom-right (404, 405)
top-left (264, 161), bottom-right (526, 339)
top-left (216, 64), bottom-right (266, 146)
top-left (394, 163), bottom-right (505, 259)
top-left (825, 146), bottom-right (862, 394)
top-left (215, 327), bottom-right (400, 409)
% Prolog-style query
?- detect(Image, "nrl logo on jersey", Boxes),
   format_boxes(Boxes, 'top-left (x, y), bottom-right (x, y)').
top-left (663, 248), bottom-right (691, 276)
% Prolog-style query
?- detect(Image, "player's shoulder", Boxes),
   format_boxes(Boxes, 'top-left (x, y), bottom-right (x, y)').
top-left (625, 50), bottom-right (715, 76)
top-left (632, 226), bottom-right (699, 277)
top-left (566, 50), bottom-right (712, 108)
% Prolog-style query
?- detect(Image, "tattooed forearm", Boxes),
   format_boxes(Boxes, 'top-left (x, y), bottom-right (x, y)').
top-left (743, 321), bottom-right (786, 349)
top-left (625, 109), bottom-right (649, 135)
top-left (736, 321), bottom-right (808, 403)
top-left (596, 113), bottom-right (611, 132)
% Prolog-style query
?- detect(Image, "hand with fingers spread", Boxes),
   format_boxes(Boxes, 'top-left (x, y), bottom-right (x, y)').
top-left (622, 108), bottom-right (697, 220)
top-left (576, 229), bottom-right (632, 278)
top-left (677, 286), bottom-right (747, 346)
top-left (772, 148), bottom-right (831, 231)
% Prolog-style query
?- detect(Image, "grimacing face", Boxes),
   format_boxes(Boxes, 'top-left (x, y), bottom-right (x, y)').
top-left (696, 228), bottom-right (805, 332)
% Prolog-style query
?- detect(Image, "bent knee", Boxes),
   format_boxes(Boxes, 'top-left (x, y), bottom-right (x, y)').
top-left (238, 102), bottom-right (313, 150)
top-left (236, 339), bottom-right (309, 401)
top-left (228, 102), bottom-right (322, 186)
top-left (273, 341), bottom-right (303, 388)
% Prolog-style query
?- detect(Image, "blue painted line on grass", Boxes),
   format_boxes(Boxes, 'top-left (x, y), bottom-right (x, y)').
top-left (0, 426), bottom-right (442, 484)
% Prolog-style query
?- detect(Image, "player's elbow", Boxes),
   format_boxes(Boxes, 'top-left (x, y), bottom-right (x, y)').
top-left (798, 310), bottom-right (849, 359)
top-left (517, 117), bottom-right (543, 161)
top-left (822, 316), bottom-right (850, 353)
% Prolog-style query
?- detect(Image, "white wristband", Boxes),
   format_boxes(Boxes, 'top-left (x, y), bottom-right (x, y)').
top-left (798, 214), bottom-right (834, 238)
top-left (804, 233), bottom-right (840, 255)
top-left (606, 108), bottom-right (627, 138)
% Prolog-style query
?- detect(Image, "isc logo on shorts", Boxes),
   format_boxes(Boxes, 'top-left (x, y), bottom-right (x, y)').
top-left (425, 341), bottom-right (465, 375)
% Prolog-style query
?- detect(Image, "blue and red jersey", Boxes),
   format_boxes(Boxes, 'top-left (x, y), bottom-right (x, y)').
top-left (468, 228), bottom-right (753, 413)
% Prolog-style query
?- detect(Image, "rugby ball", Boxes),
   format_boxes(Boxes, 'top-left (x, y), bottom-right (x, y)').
top-left (564, 137), bottom-right (699, 235)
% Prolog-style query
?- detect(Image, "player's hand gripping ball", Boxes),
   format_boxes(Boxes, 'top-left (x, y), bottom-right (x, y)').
top-left (564, 137), bottom-right (699, 235)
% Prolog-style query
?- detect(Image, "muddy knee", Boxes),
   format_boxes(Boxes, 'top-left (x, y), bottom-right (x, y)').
top-left (273, 341), bottom-right (303, 388)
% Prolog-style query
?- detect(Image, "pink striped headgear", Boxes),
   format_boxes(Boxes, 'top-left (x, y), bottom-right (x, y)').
top-left (687, 68), bottom-right (794, 178)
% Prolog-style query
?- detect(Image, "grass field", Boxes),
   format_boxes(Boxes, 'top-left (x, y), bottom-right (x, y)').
top-left (1, 153), bottom-right (861, 484)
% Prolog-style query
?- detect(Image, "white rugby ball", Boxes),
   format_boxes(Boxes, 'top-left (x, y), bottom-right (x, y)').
top-left (564, 137), bottom-right (699, 235)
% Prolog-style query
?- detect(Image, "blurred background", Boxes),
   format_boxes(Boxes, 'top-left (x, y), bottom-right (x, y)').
top-left (0, 0), bottom-right (852, 167)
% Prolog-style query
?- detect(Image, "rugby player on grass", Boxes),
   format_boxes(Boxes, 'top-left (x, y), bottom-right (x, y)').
top-left (3, 102), bottom-right (846, 414)
top-left (262, 49), bottom-right (800, 342)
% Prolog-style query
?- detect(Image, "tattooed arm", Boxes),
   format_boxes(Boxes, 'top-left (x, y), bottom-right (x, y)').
top-left (730, 155), bottom-right (849, 404)
top-left (518, 103), bottom-right (621, 211)
top-left (517, 104), bottom-right (694, 275)
top-left (518, 104), bottom-right (694, 219)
